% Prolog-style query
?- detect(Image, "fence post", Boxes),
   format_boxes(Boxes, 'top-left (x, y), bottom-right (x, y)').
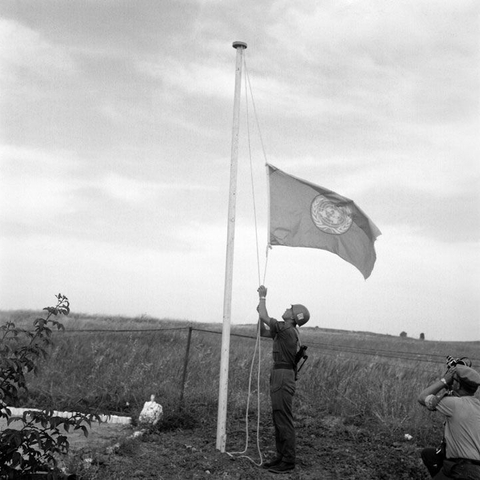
top-left (179, 327), bottom-right (193, 408)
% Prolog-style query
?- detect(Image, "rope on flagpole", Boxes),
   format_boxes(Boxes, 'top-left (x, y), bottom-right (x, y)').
top-left (244, 62), bottom-right (262, 287)
top-left (244, 61), bottom-right (270, 286)
top-left (224, 324), bottom-right (263, 466)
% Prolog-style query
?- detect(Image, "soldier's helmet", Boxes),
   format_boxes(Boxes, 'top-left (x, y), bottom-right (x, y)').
top-left (291, 304), bottom-right (310, 326)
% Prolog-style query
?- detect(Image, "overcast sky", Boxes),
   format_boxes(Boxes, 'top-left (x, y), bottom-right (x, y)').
top-left (0, 0), bottom-right (478, 341)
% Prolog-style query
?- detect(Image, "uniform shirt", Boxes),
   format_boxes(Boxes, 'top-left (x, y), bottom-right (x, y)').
top-left (269, 318), bottom-right (299, 367)
top-left (425, 394), bottom-right (480, 460)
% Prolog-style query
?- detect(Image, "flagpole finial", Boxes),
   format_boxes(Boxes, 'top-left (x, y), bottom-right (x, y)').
top-left (232, 41), bottom-right (247, 49)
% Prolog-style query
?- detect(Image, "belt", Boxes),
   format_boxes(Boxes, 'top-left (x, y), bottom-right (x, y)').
top-left (449, 458), bottom-right (480, 466)
top-left (273, 363), bottom-right (294, 370)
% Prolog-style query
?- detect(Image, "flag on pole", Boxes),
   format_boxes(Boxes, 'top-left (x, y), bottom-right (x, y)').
top-left (268, 164), bottom-right (381, 279)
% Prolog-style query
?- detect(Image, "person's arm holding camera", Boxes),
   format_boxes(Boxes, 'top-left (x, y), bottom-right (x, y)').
top-left (418, 367), bottom-right (456, 408)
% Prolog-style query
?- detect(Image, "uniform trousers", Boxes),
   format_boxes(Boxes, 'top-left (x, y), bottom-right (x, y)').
top-left (270, 368), bottom-right (296, 464)
top-left (422, 447), bottom-right (480, 480)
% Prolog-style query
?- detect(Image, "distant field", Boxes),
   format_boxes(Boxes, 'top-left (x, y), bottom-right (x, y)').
top-left (1, 309), bottom-right (479, 447)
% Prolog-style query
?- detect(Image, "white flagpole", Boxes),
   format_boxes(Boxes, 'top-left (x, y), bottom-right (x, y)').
top-left (266, 163), bottom-right (271, 250)
top-left (216, 40), bottom-right (247, 452)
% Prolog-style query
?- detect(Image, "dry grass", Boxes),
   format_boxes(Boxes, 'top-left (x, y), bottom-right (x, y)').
top-left (1, 309), bottom-right (478, 446)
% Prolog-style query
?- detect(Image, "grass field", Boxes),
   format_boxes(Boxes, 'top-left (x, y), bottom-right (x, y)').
top-left (2, 308), bottom-right (478, 451)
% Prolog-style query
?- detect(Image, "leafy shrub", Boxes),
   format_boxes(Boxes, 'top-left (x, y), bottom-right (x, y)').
top-left (0, 294), bottom-right (98, 478)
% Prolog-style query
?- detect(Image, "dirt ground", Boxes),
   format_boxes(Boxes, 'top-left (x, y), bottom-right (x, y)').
top-left (56, 413), bottom-right (431, 480)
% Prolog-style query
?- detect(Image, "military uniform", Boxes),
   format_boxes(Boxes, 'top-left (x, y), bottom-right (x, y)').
top-left (268, 318), bottom-right (299, 465)
top-left (420, 365), bottom-right (480, 479)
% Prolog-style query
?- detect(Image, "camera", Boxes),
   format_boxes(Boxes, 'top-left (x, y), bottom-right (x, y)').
top-left (295, 345), bottom-right (308, 365)
top-left (294, 345), bottom-right (308, 381)
top-left (446, 356), bottom-right (472, 369)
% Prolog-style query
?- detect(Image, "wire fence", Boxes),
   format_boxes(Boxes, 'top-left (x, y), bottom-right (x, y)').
top-left (55, 326), bottom-right (480, 369)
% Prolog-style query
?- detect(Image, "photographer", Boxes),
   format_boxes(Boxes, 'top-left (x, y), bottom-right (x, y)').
top-left (257, 285), bottom-right (310, 474)
top-left (418, 358), bottom-right (480, 479)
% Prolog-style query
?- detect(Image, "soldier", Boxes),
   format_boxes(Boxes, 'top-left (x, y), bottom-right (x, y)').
top-left (418, 360), bottom-right (480, 479)
top-left (257, 285), bottom-right (310, 474)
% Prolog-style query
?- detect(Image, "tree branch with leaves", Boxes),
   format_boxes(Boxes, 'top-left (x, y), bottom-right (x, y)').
top-left (0, 294), bottom-right (99, 478)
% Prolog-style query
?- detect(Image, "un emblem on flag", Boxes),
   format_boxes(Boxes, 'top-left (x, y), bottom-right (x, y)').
top-left (311, 195), bottom-right (353, 235)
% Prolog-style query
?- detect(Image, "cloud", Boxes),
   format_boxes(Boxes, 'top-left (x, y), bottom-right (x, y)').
top-left (0, 145), bottom-right (82, 227)
top-left (0, 18), bottom-right (76, 88)
top-left (373, 186), bottom-right (479, 242)
top-left (137, 56), bottom-right (234, 100)
top-left (0, 141), bottom-right (229, 254)
top-left (257, 0), bottom-right (479, 126)
top-left (0, 0), bottom-right (478, 340)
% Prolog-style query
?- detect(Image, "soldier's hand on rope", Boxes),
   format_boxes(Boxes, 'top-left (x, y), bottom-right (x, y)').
top-left (257, 285), bottom-right (267, 298)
